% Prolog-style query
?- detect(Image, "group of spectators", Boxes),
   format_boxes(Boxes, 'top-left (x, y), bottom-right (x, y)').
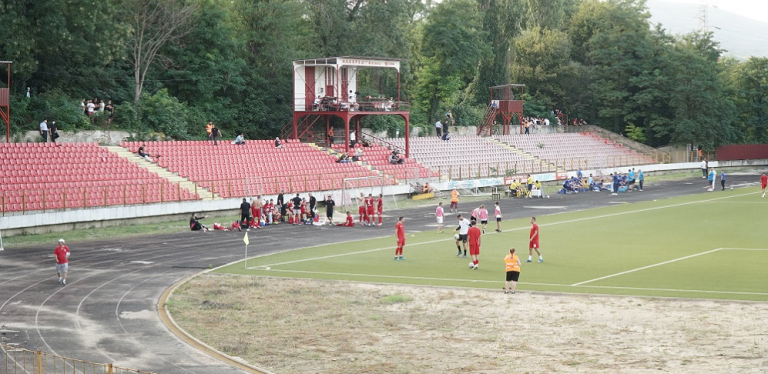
top-left (79, 98), bottom-right (115, 124)
top-left (508, 175), bottom-right (543, 198)
top-left (38, 119), bottom-right (60, 143)
top-left (312, 91), bottom-right (400, 112)
top-left (546, 169), bottom-right (645, 195)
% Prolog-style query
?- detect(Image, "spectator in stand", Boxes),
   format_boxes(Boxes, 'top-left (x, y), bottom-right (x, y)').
top-left (441, 126), bottom-right (451, 141)
top-left (233, 133), bottom-right (246, 145)
top-left (352, 145), bottom-right (364, 161)
top-left (388, 151), bottom-right (404, 164)
top-left (524, 119), bottom-right (530, 135)
top-left (80, 99), bottom-right (86, 115)
top-left (98, 99), bottom-right (105, 113)
top-left (137, 145), bottom-right (159, 163)
top-left (206, 122), bottom-right (214, 141)
top-left (275, 137), bottom-right (283, 149)
top-left (325, 195), bottom-right (336, 225)
top-left (86, 99), bottom-right (95, 116)
top-left (211, 124), bottom-right (220, 145)
top-left (291, 194), bottom-right (302, 225)
top-left (189, 213), bottom-right (208, 231)
top-left (49, 120), bottom-right (59, 144)
top-left (39, 119), bottom-right (49, 142)
top-left (435, 120), bottom-right (443, 138)
top-left (327, 127), bottom-right (335, 145)
top-left (337, 211), bottom-right (355, 227)
top-left (337, 152), bottom-right (350, 163)
top-left (350, 130), bottom-right (357, 148)
top-left (105, 100), bottom-right (115, 124)
top-left (446, 110), bottom-right (454, 126)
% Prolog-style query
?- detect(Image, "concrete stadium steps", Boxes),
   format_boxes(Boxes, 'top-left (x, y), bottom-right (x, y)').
top-left (106, 146), bottom-right (216, 200)
top-left (486, 138), bottom-right (560, 171)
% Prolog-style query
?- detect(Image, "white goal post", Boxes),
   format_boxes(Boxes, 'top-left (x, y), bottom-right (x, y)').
top-left (341, 176), bottom-right (398, 213)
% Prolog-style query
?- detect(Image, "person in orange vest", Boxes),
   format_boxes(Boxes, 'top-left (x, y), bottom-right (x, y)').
top-left (205, 122), bottom-right (214, 141)
top-left (450, 188), bottom-right (460, 212)
top-left (504, 248), bottom-right (521, 294)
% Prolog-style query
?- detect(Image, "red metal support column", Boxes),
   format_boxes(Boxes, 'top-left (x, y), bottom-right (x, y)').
top-left (397, 71), bottom-right (401, 103)
top-left (344, 116), bottom-right (350, 155)
top-left (325, 117), bottom-right (330, 146)
top-left (355, 117), bottom-right (361, 139)
top-left (404, 115), bottom-right (410, 158)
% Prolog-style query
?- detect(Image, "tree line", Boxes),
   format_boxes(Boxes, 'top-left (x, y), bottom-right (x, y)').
top-left (1, 0), bottom-right (766, 149)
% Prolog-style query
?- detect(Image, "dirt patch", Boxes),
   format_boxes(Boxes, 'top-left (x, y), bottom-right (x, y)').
top-left (168, 275), bottom-right (768, 374)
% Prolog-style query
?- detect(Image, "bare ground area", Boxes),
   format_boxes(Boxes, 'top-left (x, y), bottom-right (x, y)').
top-left (168, 275), bottom-right (768, 374)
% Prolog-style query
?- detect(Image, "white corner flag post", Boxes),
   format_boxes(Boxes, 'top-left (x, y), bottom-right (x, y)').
top-left (243, 232), bottom-right (249, 269)
top-left (0, 228), bottom-right (4, 251)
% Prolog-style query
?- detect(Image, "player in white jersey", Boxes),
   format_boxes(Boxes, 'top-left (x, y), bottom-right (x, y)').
top-left (435, 202), bottom-right (445, 233)
top-left (494, 201), bottom-right (502, 232)
top-left (454, 214), bottom-right (471, 258)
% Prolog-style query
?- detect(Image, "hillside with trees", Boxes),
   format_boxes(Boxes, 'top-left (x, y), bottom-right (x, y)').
top-left (1, 0), bottom-right (766, 150)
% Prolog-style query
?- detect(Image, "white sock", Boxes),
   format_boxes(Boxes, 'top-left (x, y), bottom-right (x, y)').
top-left (528, 256), bottom-right (532, 261)
top-left (540, 256), bottom-right (543, 260)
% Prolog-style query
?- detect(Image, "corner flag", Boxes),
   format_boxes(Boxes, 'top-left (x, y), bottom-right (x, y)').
top-left (243, 232), bottom-right (250, 245)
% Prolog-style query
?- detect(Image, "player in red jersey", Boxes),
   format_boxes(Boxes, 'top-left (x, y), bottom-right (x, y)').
top-left (251, 196), bottom-right (262, 225)
top-left (761, 172), bottom-right (767, 198)
top-left (54, 239), bottom-right (70, 285)
top-left (365, 193), bottom-right (375, 226)
top-left (394, 217), bottom-right (405, 260)
top-left (376, 194), bottom-right (384, 226)
top-left (527, 216), bottom-right (543, 263)
top-left (358, 193), bottom-right (366, 223)
top-left (467, 221), bottom-right (482, 269)
top-left (337, 211), bottom-right (355, 227)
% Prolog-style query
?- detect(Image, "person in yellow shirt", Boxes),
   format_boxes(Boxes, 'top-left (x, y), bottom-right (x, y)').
top-left (450, 188), bottom-right (460, 212)
top-left (504, 248), bottom-right (521, 294)
top-left (205, 122), bottom-right (214, 142)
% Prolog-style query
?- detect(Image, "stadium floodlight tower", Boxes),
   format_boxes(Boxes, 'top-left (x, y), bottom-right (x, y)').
top-left (289, 56), bottom-right (411, 157)
top-left (0, 61), bottom-right (11, 142)
top-left (477, 84), bottom-right (525, 136)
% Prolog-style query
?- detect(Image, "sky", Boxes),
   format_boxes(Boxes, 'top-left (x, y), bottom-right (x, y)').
top-left (653, 0), bottom-right (768, 25)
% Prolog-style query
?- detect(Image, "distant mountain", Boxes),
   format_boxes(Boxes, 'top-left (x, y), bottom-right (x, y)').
top-left (646, 0), bottom-right (768, 59)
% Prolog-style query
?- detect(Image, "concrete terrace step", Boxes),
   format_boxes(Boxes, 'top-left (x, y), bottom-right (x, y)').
top-left (105, 146), bottom-right (217, 200)
top-left (487, 138), bottom-right (562, 172)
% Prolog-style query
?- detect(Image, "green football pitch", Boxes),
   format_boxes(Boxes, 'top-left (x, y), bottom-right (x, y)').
top-left (214, 188), bottom-right (768, 301)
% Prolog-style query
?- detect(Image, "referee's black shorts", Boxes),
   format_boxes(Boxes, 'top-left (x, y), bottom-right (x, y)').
top-left (506, 271), bottom-right (520, 282)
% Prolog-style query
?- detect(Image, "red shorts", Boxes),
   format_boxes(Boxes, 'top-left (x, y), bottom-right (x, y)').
top-left (469, 245), bottom-right (480, 256)
top-left (397, 238), bottom-right (405, 247)
top-left (367, 208), bottom-right (374, 216)
top-left (763, 183), bottom-right (767, 189)
top-left (530, 241), bottom-right (539, 249)
top-left (377, 209), bottom-right (383, 215)
top-left (254, 208), bottom-right (261, 218)
top-left (359, 206), bottom-right (365, 214)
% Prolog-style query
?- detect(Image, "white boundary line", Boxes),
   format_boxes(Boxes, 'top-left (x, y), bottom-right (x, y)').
top-left (249, 191), bottom-right (756, 269)
top-left (252, 268), bottom-right (768, 297)
top-left (572, 248), bottom-right (724, 286)
top-left (572, 247), bottom-right (768, 286)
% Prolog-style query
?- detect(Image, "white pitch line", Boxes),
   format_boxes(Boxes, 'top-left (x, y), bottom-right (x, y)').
top-left (252, 191), bottom-right (755, 269)
top-left (572, 248), bottom-right (724, 286)
top-left (253, 269), bottom-right (768, 297)
top-left (721, 248), bottom-right (768, 251)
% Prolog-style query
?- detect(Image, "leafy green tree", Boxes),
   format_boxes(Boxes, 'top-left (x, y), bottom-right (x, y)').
top-left (729, 57), bottom-right (768, 143)
top-left (510, 27), bottom-right (573, 109)
top-left (413, 0), bottom-right (488, 125)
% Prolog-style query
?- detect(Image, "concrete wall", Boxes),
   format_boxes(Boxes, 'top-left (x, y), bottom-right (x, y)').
top-left (7, 130), bottom-right (132, 145)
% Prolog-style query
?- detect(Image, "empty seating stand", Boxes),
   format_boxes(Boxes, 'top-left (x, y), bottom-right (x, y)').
top-left (0, 142), bottom-right (194, 214)
top-left (384, 136), bottom-right (547, 178)
top-left (495, 133), bottom-right (653, 170)
top-left (122, 140), bottom-right (388, 198)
